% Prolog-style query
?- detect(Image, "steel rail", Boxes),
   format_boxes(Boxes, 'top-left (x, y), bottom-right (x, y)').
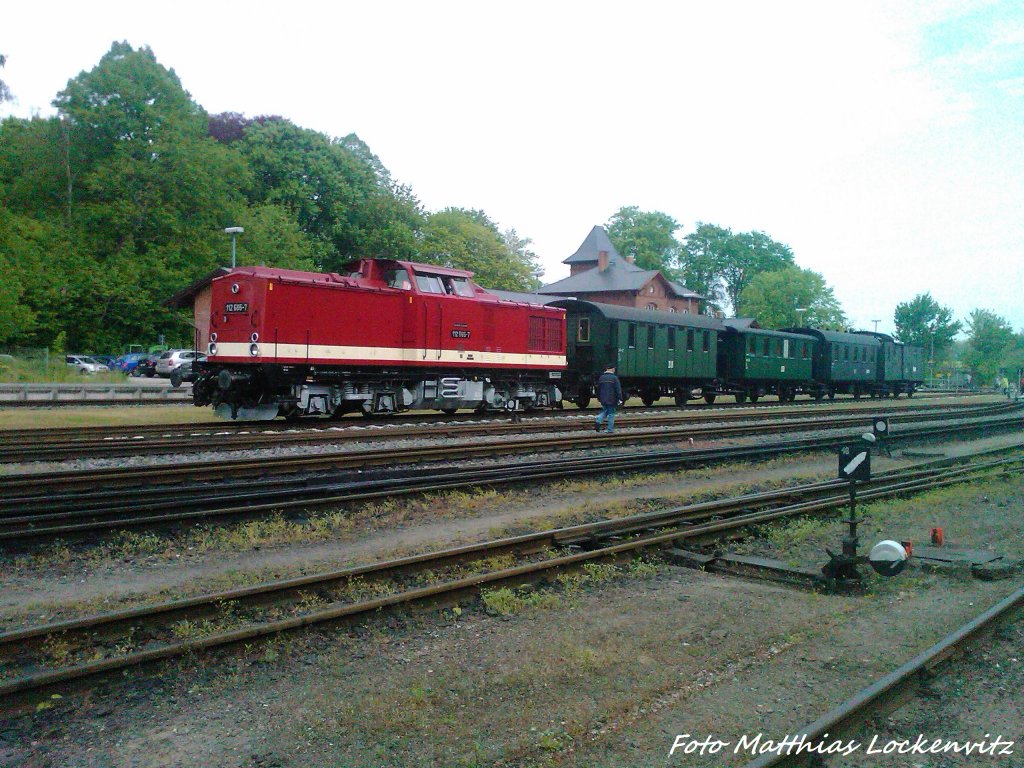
top-left (0, 454), bottom-right (1018, 706)
top-left (0, 400), bottom-right (998, 464)
top-left (2, 403), bottom-right (1018, 502)
top-left (742, 585), bottom-right (1024, 768)
top-left (1, 414), bottom-right (1021, 543)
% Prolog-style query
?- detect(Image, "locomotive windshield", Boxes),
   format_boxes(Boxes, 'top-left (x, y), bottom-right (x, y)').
top-left (384, 268), bottom-right (412, 290)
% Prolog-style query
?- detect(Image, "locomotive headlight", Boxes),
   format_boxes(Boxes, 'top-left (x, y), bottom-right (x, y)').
top-left (208, 342), bottom-right (219, 356)
top-left (250, 332), bottom-right (259, 343)
top-left (249, 343), bottom-right (259, 357)
top-left (231, 283), bottom-right (240, 294)
top-left (210, 332), bottom-right (218, 342)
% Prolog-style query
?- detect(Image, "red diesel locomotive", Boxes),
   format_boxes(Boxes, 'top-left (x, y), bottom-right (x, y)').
top-left (192, 259), bottom-right (567, 419)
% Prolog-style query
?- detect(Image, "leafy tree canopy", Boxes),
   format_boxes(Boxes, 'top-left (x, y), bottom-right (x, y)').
top-left (735, 266), bottom-right (846, 329)
top-left (680, 222), bottom-right (795, 315)
top-left (893, 292), bottom-right (961, 357)
top-left (0, 53), bottom-right (11, 104)
top-left (420, 208), bottom-right (541, 291)
top-left (961, 309), bottom-right (1017, 382)
top-left (605, 206), bottom-right (682, 274)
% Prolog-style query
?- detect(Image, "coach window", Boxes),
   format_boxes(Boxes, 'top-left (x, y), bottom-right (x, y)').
top-left (384, 268), bottom-right (412, 290)
top-left (577, 318), bottom-right (591, 343)
top-left (843, 346), bottom-right (849, 361)
top-left (668, 328), bottom-right (676, 350)
top-left (775, 339), bottom-right (783, 357)
top-left (762, 337), bottom-right (770, 357)
top-left (703, 331), bottom-right (710, 352)
top-left (748, 336), bottom-right (756, 355)
top-left (627, 324), bottom-right (636, 348)
top-left (686, 329), bottom-right (695, 352)
top-left (803, 342), bottom-right (810, 359)
top-left (647, 325), bottom-right (655, 350)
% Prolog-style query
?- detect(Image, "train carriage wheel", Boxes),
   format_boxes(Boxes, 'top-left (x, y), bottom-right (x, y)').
top-left (734, 392), bottom-right (747, 404)
top-left (673, 392), bottom-right (687, 407)
top-left (442, 407), bottom-right (458, 415)
top-left (906, 388), bottom-right (914, 398)
top-left (575, 394), bottom-right (591, 410)
top-left (641, 389), bottom-right (658, 407)
top-left (827, 390), bottom-right (835, 401)
top-left (749, 393), bottom-right (760, 403)
top-left (703, 393), bottom-right (717, 405)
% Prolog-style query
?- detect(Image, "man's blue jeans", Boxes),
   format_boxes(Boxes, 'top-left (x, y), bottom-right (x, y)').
top-left (596, 404), bottom-right (617, 432)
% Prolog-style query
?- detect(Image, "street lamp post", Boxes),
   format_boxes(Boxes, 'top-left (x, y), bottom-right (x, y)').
top-left (871, 319), bottom-right (880, 333)
top-left (795, 307), bottom-right (808, 327)
top-left (224, 226), bottom-right (244, 268)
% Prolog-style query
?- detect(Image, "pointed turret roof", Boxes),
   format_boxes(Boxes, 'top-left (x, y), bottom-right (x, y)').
top-left (563, 225), bottom-right (626, 265)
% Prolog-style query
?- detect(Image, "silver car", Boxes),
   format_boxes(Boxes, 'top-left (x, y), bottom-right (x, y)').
top-left (155, 349), bottom-right (204, 377)
top-left (66, 355), bottom-right (110, 374)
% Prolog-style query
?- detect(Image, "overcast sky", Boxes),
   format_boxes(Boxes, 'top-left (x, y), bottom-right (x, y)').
top-left (3, 1), bottom-right (1022, 334)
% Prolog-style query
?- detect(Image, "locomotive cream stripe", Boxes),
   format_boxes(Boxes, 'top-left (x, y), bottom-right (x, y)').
top-left (210, 342), bottom-right (566, 368)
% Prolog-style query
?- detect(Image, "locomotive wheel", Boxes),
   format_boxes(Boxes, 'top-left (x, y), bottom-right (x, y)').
top-left (734, 392), bottom-right (747, 404)
top-left (703, 393), bottom-right (717, 405)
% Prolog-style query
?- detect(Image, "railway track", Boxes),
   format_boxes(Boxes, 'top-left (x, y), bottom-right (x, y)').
top-left (1, 449), bottom-right (1019, 711)
top-left (1, 407), bottom-right (1021, 543)
top-left (742, 584), bottom-right (1024, 767)
top-left (0, 396), bottom-right (991, 464)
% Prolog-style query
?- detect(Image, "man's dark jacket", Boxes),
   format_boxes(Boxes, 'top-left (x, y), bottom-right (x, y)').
top-left (596, 371), bottom-right (623, 407)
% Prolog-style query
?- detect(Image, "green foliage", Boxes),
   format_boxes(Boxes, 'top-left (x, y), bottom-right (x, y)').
top-left (736, 266), bottom-right (846, 329)
top-left (421, 208), bottom-right (541, 290)
top-left (605, 206), bottom-right (682, 273)
top-left (0, 53), bottom-right (12, 104)
top-left (893, 293), bottom-right (961, 358)
top-left (681, 222), bottom-right (796, 314)
top-left (961, 309), bottom-right (1017, 382)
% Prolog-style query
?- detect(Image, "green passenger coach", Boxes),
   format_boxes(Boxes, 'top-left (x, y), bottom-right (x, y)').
top-left (717, 321), bottom-right (815, 402)
top-left (550, 299), bottom-right (724, 407)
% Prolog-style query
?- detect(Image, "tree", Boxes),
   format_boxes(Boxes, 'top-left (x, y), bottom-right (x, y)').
top-left (680, 223), bottom-right (795, 315)
top-left (239, 118), bottom-right (423, 269)
top-left (420, 208), bottom-right (541, 290)
top-left (735, 266), bottom-right (847, 329)
top-left (961, 309), bottom-right (1016, 383)
top-left (893, 293), bottom-right (961, 360)
top-left (680, 222), bottom-right (731, 312)
top-left (233, 203), bottom-right (321, 270)
top-left (605, 206), bottom-right (682, 273)
top-left (0, 53), bottom-right (12, 104)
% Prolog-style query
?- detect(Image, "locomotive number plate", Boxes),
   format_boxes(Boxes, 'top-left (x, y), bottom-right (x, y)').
top-left (224, 302), bottom-right (249, 313)
top-left (450, 330), bottom-right (471, 339)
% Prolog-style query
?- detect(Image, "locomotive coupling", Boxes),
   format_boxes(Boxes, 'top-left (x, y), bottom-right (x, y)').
top-left (217, 369), bottom-right (253, 391)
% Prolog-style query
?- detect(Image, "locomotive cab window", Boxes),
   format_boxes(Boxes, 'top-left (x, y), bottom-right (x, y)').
top-left (446, 277), bottom-right (475, 297)
top-left (384, 269), bottom-right (412, 290)
top-left (415, 274), bottom-right (446, 294)
top-left (577, 318), bottom-right (591, 343)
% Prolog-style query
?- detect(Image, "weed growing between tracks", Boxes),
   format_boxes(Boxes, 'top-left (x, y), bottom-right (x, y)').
top-left (733, 472), bottom-right (1024, 572)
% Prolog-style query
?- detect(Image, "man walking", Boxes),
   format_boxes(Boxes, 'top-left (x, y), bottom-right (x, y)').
top-left (595, 364), bottom-right (623, 433)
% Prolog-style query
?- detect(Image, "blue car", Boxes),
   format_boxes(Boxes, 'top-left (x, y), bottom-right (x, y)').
top-left (114, 352), bottom-right (149, 374)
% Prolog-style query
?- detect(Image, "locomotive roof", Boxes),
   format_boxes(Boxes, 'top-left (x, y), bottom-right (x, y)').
top-left (781, 327), bottom-right (883, 345)
top-left (548, 299), bottom-right (725, 330)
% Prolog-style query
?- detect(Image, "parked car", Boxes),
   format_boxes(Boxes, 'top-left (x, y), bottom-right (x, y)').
top-left (114, 352), bottom-right (149, 375)
top-left (91, 355), bottom-right (117, 368)
top-left (155, 349), bottom-right (204, 378)
top-left (65, 355), bottom-right (110, 374)
top-left (169, 354), bottom-right (207, 387)
top-left (131, 353), bottom-right (162, 378)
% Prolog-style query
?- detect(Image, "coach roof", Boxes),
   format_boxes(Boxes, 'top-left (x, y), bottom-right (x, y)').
top-left (548, 299), bottom-right (725, 331)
